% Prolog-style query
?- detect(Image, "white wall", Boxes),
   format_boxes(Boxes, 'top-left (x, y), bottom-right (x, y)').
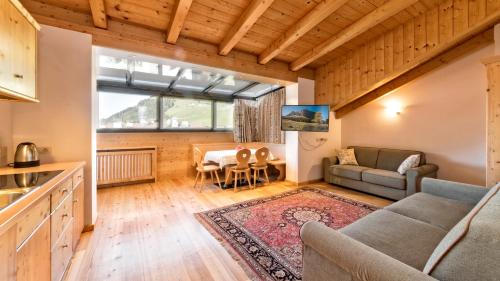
top-left (12, 26), bottom-right (96, 225)
top-left (341, 44), bottom-right (493, 186)
top-left (0, 103), bottom-right (12, 163)
top-left (285, 78), bottom-right (342, 183)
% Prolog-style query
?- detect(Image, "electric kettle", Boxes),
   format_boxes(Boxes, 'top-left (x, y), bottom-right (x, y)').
top-left (13, 142), bottom-right (40, 168)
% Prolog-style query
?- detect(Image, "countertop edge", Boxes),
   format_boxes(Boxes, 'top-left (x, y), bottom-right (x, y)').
top-left (0, 161), bottom-right (85, 235)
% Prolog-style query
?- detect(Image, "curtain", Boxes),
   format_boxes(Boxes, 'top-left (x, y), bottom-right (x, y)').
top-left (233, 99), bottom-right (258, 142)
top-left (256, 88), bottom-right (285, 144)
top-left (233, 88), bottom-right (285, 144)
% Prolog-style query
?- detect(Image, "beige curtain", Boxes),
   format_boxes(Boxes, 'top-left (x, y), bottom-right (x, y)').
top-left (233, 99), bottom-right (258, 142)
top-left (233, 88), bottom-right (285, 144)
top-left (256, 88), bottom-right (285, 144)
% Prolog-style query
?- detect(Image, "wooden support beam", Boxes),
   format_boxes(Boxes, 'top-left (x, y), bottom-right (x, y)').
top-left (334, 29), bottom-right (494, 118)
top-left (218, 0), bottom-right (274, 56)
top-left (20, 0), bottom-right (314, 83)
top-left (290, 0), bottom-right (418, 71)
top-left (166, 0), bottom-right (193, 44)
top-left (258, 0), bottom-right (348, 64)
top-left (88, 0), bottom-right (107, 29)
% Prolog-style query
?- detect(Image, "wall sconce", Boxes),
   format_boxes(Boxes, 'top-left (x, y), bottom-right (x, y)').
top-left (385, 100), bottom-right (403, 116)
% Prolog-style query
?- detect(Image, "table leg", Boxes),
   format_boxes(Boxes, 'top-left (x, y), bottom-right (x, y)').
top-left (275, 165), bottom-right (286, 181)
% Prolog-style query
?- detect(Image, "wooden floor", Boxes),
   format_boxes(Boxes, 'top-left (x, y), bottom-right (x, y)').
top-left (64, 178), bottom-right (393, 281)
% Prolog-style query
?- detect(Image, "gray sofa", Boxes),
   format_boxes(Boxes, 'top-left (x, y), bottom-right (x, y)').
top-left (301, 178), bottom-right (500, 281)
top-left (324, 146), bottom-right (438, 200)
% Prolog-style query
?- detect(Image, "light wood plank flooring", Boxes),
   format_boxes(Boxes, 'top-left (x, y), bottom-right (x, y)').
top-left (65, 179), bottom-right (393, 281)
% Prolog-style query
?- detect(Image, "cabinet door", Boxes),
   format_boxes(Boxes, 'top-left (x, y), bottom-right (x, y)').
top-left (16, 217), bottom-right (51, 281)
top-left (0, 0), bottom-right (13, 92)
top-left (0, 226), bottom-right (16, 281)
top-left (8, 1), bottom-right (36, 99)
top-left (72, 181), bottom-right (85, 250)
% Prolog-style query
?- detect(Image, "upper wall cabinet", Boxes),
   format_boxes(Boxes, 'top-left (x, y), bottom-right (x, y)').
top-left (0, 0), bottom-right (40, 102)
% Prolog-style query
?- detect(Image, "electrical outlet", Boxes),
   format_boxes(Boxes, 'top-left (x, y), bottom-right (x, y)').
top-left (38, 147), bottom-right (51, 154)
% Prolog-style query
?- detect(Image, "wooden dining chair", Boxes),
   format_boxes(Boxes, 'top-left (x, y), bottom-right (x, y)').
top-left (251, 147), bottom-right (270, 186)
top-left (231, 148), bottom-right (253, 192)
top-left (193, 147), bottom-right (222, 192)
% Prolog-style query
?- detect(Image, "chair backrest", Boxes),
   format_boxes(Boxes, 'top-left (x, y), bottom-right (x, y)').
top-left (235, 148), bottom-right (251, 170)
top-left (254, 147), bottom-right (269, 167)
top-left (193, 147), bottom-right (204, 168)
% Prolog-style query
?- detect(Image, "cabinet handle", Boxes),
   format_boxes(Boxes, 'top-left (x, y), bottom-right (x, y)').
top-left (62, 244), bottom-right (68, 248)
top-left (61, 189), bottom-right (68, 194)
top-left (73, 199), bottom-right (79, 203)
top-left (62, 214), bottom-right (68, 218)
top-left (13, 74), bottom-right (23, 79)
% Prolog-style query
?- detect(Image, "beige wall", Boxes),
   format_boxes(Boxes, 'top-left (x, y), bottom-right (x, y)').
top-left (286, 78), bottom-right (341, 184)
top-left (341, 44), bottom-right (493, 186)
top-left (12, 26), bottom-right (96, 224)
top-left (0, 103), bottom-right (12, 164)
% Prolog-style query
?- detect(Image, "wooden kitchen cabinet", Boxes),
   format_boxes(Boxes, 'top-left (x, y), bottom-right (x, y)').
top-left (16, 217), bottom-right (51, 281)
top-left (0, 0), bottom-right (39, 102)
top-left (72, 180), bottom-right (84, 250)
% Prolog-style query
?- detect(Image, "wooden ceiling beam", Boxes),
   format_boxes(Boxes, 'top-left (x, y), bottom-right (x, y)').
top-left (21, 0), bottom-right (314, 83)
top-left (258, 0), bottom-right (349, 65)
top-left (88, 0), bottom-right (107, 29)
top-left (218, 0), bottom-right (275, 56)
top-left (166, 0), bottom-right (193, 44)
top-left (290, 0), bottom-right (418, 71)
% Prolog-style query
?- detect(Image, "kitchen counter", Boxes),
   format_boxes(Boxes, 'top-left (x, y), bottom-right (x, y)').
top-left (0, 162), bottom-right (85, 234)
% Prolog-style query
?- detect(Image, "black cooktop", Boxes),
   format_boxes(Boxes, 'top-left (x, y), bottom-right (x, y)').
top-left (0, 170), bottom-right (63, 210)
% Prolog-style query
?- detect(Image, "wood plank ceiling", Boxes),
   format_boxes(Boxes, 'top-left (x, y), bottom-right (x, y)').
top-left (22, 0), bottom-right (445, 70)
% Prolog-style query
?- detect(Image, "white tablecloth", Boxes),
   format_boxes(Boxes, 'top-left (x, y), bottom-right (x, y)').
top-left (203, 149), bottom-right (275, 169)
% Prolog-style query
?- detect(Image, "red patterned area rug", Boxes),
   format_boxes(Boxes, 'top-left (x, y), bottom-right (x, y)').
top-left (195, 187), bottom-right (378, 281)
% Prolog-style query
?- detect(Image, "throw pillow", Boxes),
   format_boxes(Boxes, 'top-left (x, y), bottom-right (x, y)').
top-left (397, 154), bottom-right (421, 175)
top-left (337, 149), bottom-right (359, 165)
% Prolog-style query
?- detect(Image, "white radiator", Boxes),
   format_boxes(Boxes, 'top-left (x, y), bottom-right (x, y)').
top-left (97, 147), bottom-right (157, 186)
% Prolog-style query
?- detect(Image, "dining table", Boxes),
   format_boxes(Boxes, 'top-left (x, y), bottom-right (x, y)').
top-left (203, 149), bottom-right (275, 186)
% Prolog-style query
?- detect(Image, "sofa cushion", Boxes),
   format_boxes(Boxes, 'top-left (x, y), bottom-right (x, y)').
top-left (349, 146), bottom-right (379, 168)
top-left (385, 193), bottom-right (474, 231)
top-left (362, 169), bottom-right (406, 190)
top-left (376, 148), bottom-right (426, 172)
top-left (330, 165), bottom-right (370, 181)
top-left (424, 185), bottom-right (500, 281)
top-left (340, 209), bottom-right (447, 270)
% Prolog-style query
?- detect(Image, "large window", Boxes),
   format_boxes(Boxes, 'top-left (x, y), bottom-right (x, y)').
top-left (98, 92), bottom-right (234, 131)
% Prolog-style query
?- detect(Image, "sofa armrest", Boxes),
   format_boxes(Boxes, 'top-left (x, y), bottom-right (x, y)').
top-left (406, 164), bottom-right (439, 196)
top-left (421, 177), bottom-right (488, 205)
top-left (300, 221), bottom-right (436, 281)
top-left (323, 156), bottom-right (338, 181)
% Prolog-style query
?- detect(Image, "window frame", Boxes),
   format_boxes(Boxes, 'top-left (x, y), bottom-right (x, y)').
top-left (97, 91), bottom-right (234, 133)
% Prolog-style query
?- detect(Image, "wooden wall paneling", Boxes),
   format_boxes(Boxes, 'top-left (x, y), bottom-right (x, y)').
top-left (486, 0), bottom-right (500, 15)
top-left (482, 56), bottom-right (500, 187)
top-left (439, 0), bottom-right (454, 44)
top-left (393, 24), bottom-right (405, 69)
top-left (367, 40), bottom-right (376, 85)
top-left (453, 0), bottom-right (469, 35)
top-left (427, 6), bottom-right (439, 51)
top-left (375, 36), bottom-right (385, 80)
top-left (334, 58), bottom-right (342, 104)
top-left (352, 48), bottom-right (361, 92)
top-left (360, 44), bottom-right (368, 89)
top-left (327, 62), bottom-right (336, 105)
top-left (97, 133), bottom-right (235, 179)
top-left (469, 0), bottom-right (487, 26)
top-left (384, 31), bottom-right (394, 75)
top-left (414, 13), bottom-right (427, 58)
top-left (403, 18), bottom-right (415, 64)
top-left (0, 226), bottom-right (16, 281)
top-left (335, 29), bottom-right (493, 118)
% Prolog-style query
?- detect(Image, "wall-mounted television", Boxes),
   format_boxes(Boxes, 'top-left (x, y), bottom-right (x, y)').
top-left (281, 105), bottom-right (330, 132)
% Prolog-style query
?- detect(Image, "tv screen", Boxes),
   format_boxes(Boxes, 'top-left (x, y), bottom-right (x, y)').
top-left (281, 105), bottom-right (330, 132)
